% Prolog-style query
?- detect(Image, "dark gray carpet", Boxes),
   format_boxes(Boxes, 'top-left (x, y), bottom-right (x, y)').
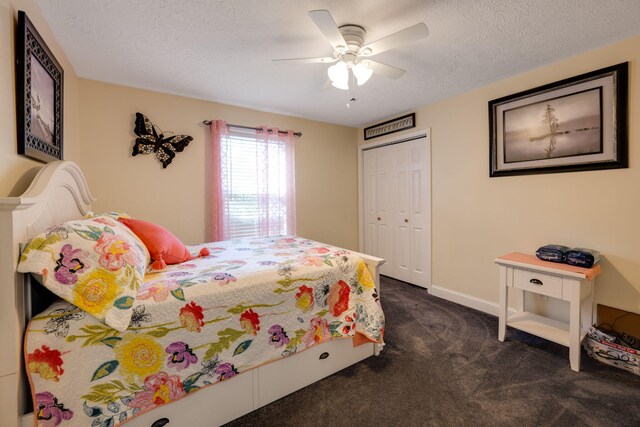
top-left (225, 276), bottom-right (640, 426)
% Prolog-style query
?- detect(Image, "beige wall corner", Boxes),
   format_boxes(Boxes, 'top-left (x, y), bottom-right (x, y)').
top-left (359, 35), bottom-right (640, 315)
top-left (78, 79), bottom-right (359, 249)
top-left (0, 0), bottom-right (80, 196)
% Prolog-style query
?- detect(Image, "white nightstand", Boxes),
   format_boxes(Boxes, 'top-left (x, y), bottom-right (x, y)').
top-left (495, 252), bottom-right (602, 372)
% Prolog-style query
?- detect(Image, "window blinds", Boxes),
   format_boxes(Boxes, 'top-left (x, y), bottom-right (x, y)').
top-left (220, 127), bottom-right (293, 239)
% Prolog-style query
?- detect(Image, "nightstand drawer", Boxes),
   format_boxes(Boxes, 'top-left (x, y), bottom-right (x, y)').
top-left (513, 269), bottom-right (562, 298)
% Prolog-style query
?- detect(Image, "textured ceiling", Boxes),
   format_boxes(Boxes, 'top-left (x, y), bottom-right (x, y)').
top-left (35, 0), bottom-right (640, 128)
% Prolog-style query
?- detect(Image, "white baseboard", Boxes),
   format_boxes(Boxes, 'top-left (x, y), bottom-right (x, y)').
top-left (429, 284), bottom-right (503, 316)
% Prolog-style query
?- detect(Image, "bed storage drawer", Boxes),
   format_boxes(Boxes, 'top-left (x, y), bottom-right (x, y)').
top-left (512, 269), bottom-right (563, 298)
top-left (119, 369), bottom-right (254, 427)
top-left (257, 338), bottom-right (375, 407)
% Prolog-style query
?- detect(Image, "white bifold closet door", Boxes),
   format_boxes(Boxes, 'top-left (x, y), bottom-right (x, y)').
top-left (363, 135), bottom-right (429, 288)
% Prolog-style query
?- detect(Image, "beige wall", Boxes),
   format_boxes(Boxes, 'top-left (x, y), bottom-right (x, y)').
top-left (78, 79), bottom-right (359, 249)
top-left (0, 0), bottom-right (80, 196)
top-left (359, 35), bottom-right (640, 315)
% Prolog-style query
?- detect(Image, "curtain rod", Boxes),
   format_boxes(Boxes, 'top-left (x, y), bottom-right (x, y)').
top-left (202, 120), bottom-right (302, 137)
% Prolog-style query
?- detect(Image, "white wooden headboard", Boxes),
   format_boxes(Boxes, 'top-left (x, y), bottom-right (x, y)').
top-left (0, 161), bottom-right (95, 427)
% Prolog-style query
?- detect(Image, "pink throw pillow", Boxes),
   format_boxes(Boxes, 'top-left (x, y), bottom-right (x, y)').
top-left (118, 217), bottom-right (192, 269)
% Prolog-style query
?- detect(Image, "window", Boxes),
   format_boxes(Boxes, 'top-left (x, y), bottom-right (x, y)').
top-left (210, 123), bottom-right (295, 241)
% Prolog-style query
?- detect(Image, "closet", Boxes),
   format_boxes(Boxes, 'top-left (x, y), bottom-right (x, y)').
top-left (362, 132), bottom-right (430, 288)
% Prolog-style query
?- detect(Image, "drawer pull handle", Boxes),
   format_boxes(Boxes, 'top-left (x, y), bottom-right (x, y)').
top-left (319, 352), bottom-right (330, 360)
top-left (151, 418), bottom-right (170, 427)
top-left (529, 278), bottom-right (543, 286)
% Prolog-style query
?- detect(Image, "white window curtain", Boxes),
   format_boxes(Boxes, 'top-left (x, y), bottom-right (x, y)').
top-left (209, 121), bottom-right (296, 241)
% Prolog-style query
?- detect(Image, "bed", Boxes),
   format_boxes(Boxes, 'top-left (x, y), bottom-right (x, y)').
top-left (0, 161), bottom-right (385, 427)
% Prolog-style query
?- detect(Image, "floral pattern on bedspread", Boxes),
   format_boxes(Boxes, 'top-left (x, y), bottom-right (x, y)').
top-left (25, 236), bottom-right (384, 426)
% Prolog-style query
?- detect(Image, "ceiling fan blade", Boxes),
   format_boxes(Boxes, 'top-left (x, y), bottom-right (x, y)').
top-left (272, 57), bottom-right (337, 64)
top-left (362, 60), bottom-right (406, 79)
top-left (308, 9), bottom-right (347, 49)
top-left (362, 22), bottom-right (429, 56)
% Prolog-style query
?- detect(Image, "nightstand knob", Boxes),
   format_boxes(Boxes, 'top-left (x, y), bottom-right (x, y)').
top-left (529, 278), bottom-right (543, 285)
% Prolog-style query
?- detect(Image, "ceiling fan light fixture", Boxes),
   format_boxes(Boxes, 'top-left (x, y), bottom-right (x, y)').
top-left (328, 61), bottom-right (349, 90)
top-left (331, 80), bottom-right (349, 90)
top-left (352, 62), bottom-right (373, 86)
top-left (279, 10), bottom-right (426, 92)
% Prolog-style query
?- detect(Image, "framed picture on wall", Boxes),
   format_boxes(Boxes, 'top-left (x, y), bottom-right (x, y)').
top-left (16, 10), bottom-right (64, 163)
top-left (489, 62), bottom-right (627, 177)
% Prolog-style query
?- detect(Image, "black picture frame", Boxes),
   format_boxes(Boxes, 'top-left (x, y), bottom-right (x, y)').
top-left (16, 10), bottom-right (64, 163)
top-left (489, 62), bottom-right (627, 177)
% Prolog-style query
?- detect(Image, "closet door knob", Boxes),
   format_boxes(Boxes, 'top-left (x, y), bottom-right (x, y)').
top-left (377, 217), bottom-right (381, 221)
top-left (404, 219), bottom-right (408, 223)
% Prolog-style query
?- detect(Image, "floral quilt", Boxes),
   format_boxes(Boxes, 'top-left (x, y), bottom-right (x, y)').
top-left (25, 236), bottom-right (385, 427)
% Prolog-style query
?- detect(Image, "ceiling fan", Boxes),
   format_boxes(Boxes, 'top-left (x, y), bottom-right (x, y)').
top-left (273, 9), bottom-right (429, 90)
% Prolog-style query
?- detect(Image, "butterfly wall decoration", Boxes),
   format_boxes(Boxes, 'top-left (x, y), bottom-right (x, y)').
top-left (132, 112), bottom-right (193, 168)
